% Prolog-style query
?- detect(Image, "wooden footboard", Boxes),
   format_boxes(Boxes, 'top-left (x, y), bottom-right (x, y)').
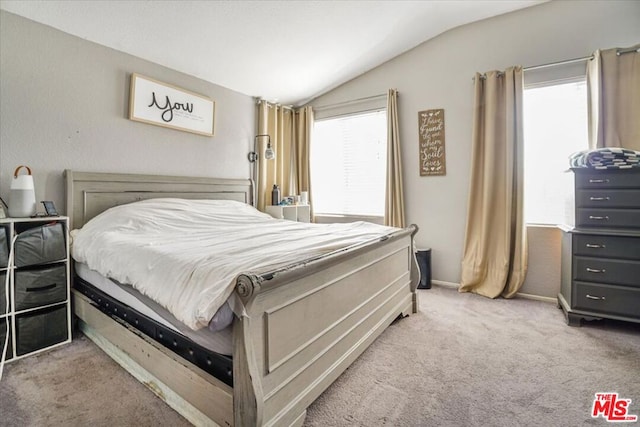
top-left (233, 225), bottom-right (419, 426)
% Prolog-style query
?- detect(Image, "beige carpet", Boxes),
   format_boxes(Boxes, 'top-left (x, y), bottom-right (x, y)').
top-left (1, 285), bottom-right (639, 426)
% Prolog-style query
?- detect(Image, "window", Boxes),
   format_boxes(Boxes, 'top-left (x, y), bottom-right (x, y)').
top-left (311, 110), bottom-right (387, 218)
top-left (523, 80), bottom-right (588, 225)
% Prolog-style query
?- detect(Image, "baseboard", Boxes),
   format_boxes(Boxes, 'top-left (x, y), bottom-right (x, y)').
top-left (514, 292), bottom-right (557, 304)
top-left (431, 280), bottom-right (458, 289)
top-left (430, 280), bottom-right (557, 304)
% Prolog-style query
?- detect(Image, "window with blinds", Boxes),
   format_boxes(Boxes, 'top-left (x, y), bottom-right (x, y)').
top-left (311, 110), bottom-right (387, 217)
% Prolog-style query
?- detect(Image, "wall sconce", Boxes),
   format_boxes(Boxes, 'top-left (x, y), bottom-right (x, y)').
top-left (248, 134), bottom-right (275, 206)
top-left (248, 134), bottom-right (275, 163)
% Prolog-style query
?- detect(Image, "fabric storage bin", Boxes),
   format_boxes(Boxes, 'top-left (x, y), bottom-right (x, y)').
top-left (0, 226), bottom-right (8, 268)
top-left (14, 222), bottom-right (66, 268)
top-left (14, 264), bottom-right (67, 311)
top-left (0, 271), bottom-right (8, 313)
top-left (16, 305), bottom-right (67, 356)
top-left (0, 317), bottom-right (13, 360)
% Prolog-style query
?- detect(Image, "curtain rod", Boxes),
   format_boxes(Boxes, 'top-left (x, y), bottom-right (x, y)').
top-left (474, 47), bottom-right (639, 80)
top-left (472, 55), bottom-right (593, 80)
top-left (617, 45), bottom-right (640, 56)
top-left (314, 93), bottom-right (387, 112)
top-left (523, 55), bottom-right (593, 72)
top-left (256, 99), bottom-right (294, 111)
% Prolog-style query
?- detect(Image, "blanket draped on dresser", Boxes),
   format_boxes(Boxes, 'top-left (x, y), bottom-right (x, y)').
top-left (569, 147), bottom-right (640, 169)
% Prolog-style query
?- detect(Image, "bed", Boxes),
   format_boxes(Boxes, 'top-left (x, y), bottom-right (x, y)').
top-left (64, 170), bottom-right (419, 427)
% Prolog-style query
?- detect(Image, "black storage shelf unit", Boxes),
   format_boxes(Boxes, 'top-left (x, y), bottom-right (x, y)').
top-left (0, 217), bottom-right (71, 362)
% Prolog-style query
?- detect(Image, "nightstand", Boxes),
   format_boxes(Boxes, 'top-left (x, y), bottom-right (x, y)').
top-left (265, 205), bottom-right (311, 223)
top-left (0, 216), bottom-right (71, 360)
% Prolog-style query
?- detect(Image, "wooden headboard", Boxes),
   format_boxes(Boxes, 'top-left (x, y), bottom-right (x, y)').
top-left (64, 170), bottom-right (252, 230)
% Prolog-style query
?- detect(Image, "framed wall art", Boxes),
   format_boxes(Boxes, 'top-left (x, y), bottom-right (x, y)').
top-left (129, 73), bottom-right (216, 136)
top-left (418, 108), bottom-right (446, 176)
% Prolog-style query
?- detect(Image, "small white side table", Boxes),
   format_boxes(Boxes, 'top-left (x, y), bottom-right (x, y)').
top-left (265, 205), bottom-right (311, 223)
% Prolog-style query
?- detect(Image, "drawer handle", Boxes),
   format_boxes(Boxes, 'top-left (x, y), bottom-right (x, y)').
top-left (588, 215), bottom-right (609, 220)
top-left (589, 196), bottom-right (610, 201)
top-left (588, 179), bottom-right (610, 184)
top-left (26, 283), bottom-right (57, 292)
top-left (585, 243), bottom-right (605, 249)
top-left (586, 267), bottom-right (606, 273)
top-left (586, 294), bottom-right (606, 301)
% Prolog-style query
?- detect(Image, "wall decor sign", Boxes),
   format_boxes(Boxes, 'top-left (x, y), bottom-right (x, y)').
top-left (129, 73), bottom-right (215, 136)
top-left (418, 108), bottom-right (446, 176)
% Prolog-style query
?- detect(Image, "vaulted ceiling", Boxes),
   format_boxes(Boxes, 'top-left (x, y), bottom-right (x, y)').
top-left (1, 0), bottom-right (545, 105)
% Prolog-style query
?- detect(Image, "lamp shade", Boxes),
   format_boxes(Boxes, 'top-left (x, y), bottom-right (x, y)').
top-left (264, 143), bottom-right (275, 160)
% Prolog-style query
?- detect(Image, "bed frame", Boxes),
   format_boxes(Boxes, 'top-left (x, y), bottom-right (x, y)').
top-left (64, 170), bottom-right (419, 427)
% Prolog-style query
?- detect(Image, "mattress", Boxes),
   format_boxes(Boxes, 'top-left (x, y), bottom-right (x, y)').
top-left (75, 262), bottom-right (233, 356)
top-left (71, 198), bottom-right (397, 331)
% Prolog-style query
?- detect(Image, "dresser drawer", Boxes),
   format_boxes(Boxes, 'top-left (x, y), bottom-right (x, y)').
top-left (576, 208), bottom-right (640, 229)
top-left (576, 189), bottom-right (640, 208)
top-left (574, 256), bottom-right (640, 287)
top-left (573, 281), bottom-right (640, 318)
top-left (573, 234), bottom-right (640, 261)
top-left (575, 170), bottom-right (640, 189)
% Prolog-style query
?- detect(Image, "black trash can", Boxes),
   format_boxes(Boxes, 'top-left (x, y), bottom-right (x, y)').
top-left (416, 248), bottom-right (431, 289)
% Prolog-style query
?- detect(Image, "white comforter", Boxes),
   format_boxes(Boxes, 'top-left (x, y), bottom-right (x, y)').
top-left (71, 198), bottom-right (397, 331)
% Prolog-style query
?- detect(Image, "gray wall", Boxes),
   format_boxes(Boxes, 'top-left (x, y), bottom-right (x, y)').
top-left (309, 0), bottom-right (640, 298)
top-left (2, 3), bottom-right (638, 298)
top-left (0, 11), bottom-right (255, 215)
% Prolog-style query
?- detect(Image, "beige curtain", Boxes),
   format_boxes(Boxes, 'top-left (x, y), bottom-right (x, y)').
top-left (256, 101), bottom-right (313, 212)
top-left (459, 67), bottom-right (528, 299)
top-left (385, 89), bottom-right (405, 228)
top-left (295, 106), bottom-right (314, 217)
top-left (587, 45), bottom-right (640, 150)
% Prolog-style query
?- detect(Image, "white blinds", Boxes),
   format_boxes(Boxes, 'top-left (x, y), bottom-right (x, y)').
top-left (311, 110), bottom-right (387, 216)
